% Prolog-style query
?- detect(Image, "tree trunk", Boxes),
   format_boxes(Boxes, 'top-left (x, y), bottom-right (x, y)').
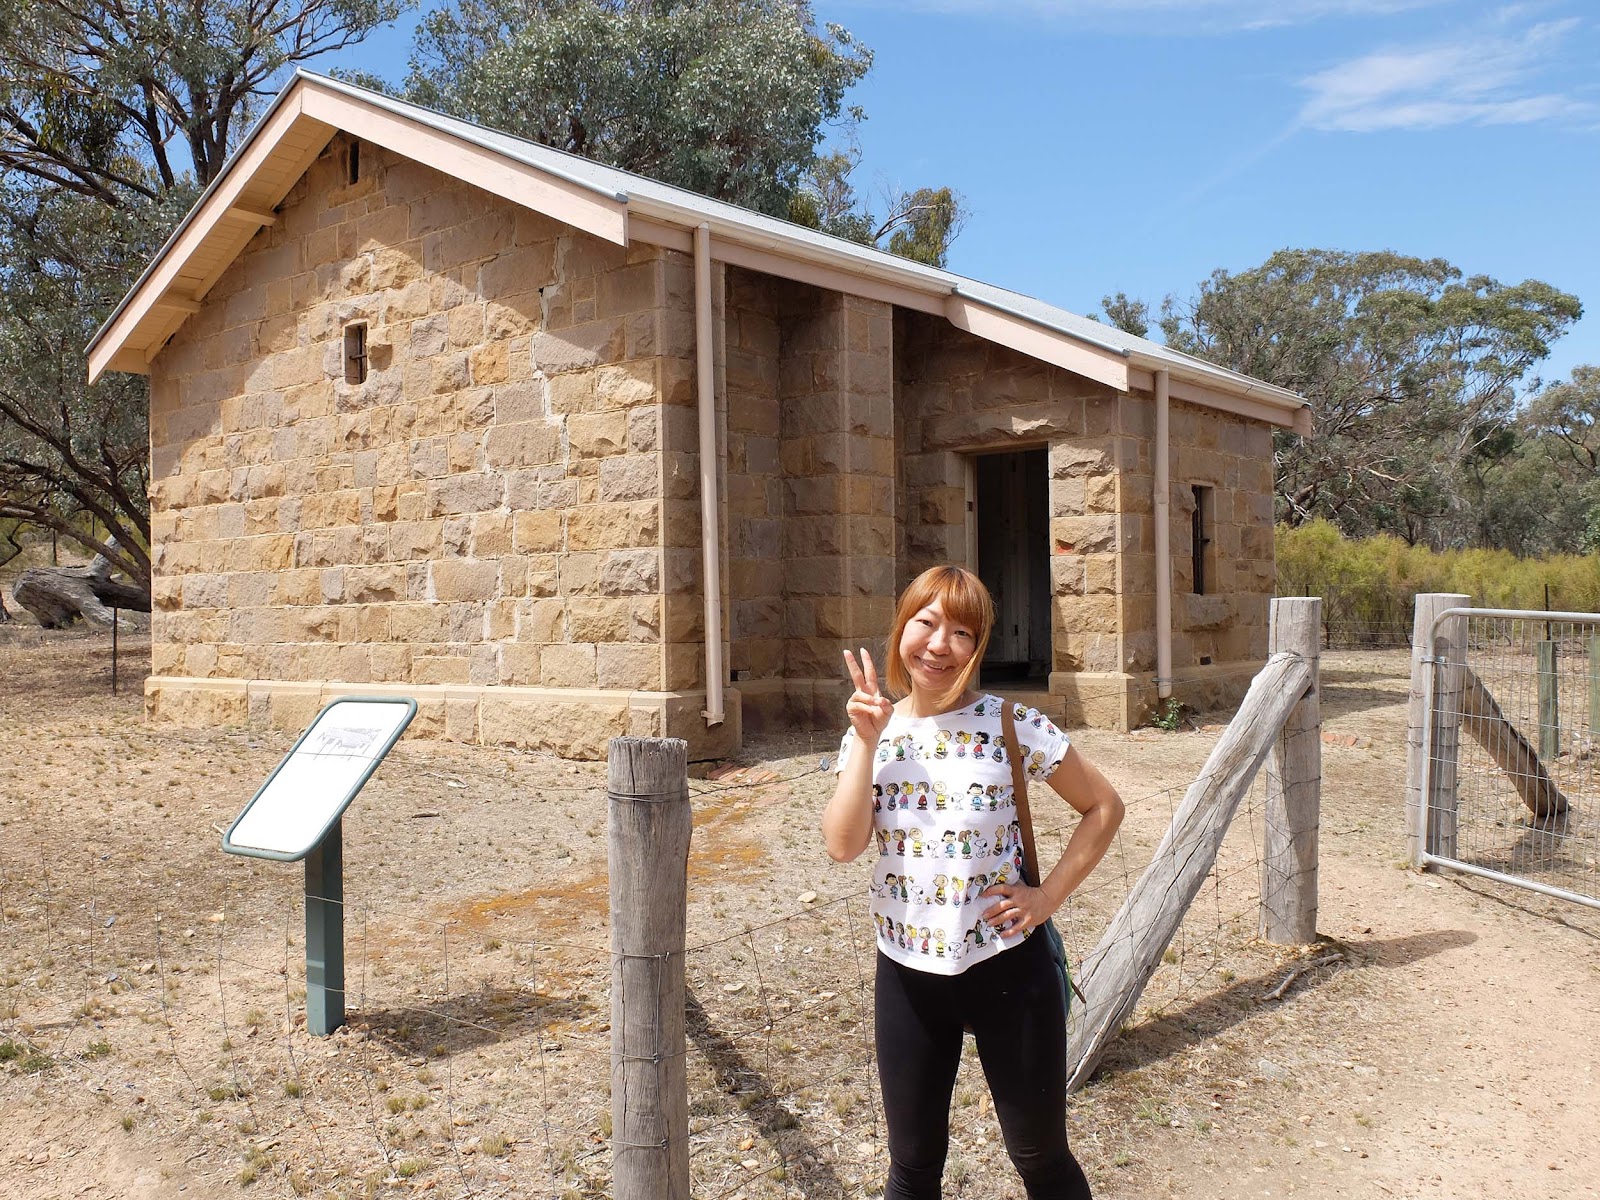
top-left (12, 564), bottom-right (149, 629)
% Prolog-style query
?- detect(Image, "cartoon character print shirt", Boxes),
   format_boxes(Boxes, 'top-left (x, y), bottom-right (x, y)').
top-left (835, 695), bottom-right (1072, 976)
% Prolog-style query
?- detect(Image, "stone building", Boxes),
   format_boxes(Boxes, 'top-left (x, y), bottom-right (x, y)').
top-left (90, 71), bottom-right (1308, 759)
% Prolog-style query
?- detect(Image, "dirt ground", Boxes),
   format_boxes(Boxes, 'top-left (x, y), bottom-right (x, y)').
top-left (1, 623), bottom-right (1597, 1200)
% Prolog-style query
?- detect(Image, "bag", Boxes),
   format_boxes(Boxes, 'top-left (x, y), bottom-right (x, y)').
top-left (1000, 698), bottom-right (1083, 1014)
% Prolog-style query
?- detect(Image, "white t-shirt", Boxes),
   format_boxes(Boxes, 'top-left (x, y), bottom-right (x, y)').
top-left (836, 694), bottom-right (1072, 975)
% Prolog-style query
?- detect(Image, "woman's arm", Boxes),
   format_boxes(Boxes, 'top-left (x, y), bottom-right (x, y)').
top-left (981, 745), bottom-right (1124, 933)
top-left (822, 738), bottom-right (877, 862)
top-left (1031, 746), bottom-right (1124, 910)
top-left (821, 649), bottom-right (893, 863)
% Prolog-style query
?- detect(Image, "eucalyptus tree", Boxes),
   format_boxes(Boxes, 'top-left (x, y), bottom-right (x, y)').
top-left (1160, 249), bottom-right (1582, 548)
top-left (405, 0), bottom-right (964, 262)
top-left (0, 0), bottom-right (404, 597)
top-left (788, 145), bottom-right (965, 267)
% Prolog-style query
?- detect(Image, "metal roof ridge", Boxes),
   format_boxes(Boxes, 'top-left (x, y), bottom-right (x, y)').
top-left (949, 284), bottom-right (1131, 358)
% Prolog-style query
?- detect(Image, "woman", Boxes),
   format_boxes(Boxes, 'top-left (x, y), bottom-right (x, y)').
top-left (823, 565), bottom-right (1124, 1200)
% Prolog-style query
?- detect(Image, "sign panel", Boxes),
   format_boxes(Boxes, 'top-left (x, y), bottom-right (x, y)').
top-left (222, 697), bottom-right (417, 861)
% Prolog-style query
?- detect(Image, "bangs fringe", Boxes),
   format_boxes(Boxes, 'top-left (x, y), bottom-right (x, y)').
top-left (884, 566), bottom-right (995, 706)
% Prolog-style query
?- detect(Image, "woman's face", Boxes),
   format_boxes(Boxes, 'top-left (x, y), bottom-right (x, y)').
top-left (898, 598), bottom-right (977, 697)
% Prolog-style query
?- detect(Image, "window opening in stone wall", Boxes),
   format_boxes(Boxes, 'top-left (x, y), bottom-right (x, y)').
top-left (973, 448), bottom-right (1050, 687)
top-left (1192, 484), bottom-right (1213, 595)
top-left (343, 322), bottom-right (368, 385)
top-left (348, 139), bottom-right (361, 185)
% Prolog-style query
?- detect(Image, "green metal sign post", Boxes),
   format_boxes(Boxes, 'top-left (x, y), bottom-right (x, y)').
top-left (222, 697), bottom-right (415, 1037)
top-left (304, 819), bottom-right (345, 1036)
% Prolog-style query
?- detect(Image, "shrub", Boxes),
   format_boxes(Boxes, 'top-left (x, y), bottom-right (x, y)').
top-left (1277, 521), bottom-right (1600, 640)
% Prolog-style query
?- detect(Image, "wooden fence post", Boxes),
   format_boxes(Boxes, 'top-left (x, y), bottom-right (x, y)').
top-left (1406, 593), bottom-right (1469, 866)
top-left (1261, 598), bottom-right (1321, 944)
top-left (1066, 651), bottom-right (1314, 1092)
top-left (1536, 639), bottom-right (1560, 760)
top-left (1589, 634), bottom-right (1600, 741)
top-left (608, 737), bottom-right (691, 1200)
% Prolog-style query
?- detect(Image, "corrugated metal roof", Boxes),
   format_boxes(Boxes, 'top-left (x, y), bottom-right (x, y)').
top-left (302, 72), bottom-right (1303, 409)
top-left (92, 68), bottom-right (1305, 417)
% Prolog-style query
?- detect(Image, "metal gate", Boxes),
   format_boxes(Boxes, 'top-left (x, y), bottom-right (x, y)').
top-left (1418, 607), bottom-right (1600, 910)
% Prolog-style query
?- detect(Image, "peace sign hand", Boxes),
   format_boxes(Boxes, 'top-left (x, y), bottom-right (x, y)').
top-left (843, 647), bottom-right (894, 742)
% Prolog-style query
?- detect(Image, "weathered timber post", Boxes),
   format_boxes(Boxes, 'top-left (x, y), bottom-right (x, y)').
top-left (1589, 634), bottom-right (1600, 741)
top-left (608, 737), bottom-right (691, 1200)
top-left (1066, 651), bottom-right (1314, 1092)
top-left (1261, 598), bottom-right (1321, 944)
top-left (1459, 667), bottom-right (1570, 820)
top-left (1406, 594), bottom-right (1469, 866)
top-left (1536, 639), bottom-right (1560, 761)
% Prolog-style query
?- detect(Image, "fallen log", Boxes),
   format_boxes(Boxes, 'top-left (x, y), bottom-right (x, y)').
top-left (12, 564), bottom-right (149, 629)
top-left (1459, 667), bottom-right (1570, 821)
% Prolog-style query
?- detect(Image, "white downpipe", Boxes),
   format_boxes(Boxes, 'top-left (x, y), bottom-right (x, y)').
top-left (695, 224), bottom-right (725, 726)
top-left (1154, 369), bottom-right (1173, 701)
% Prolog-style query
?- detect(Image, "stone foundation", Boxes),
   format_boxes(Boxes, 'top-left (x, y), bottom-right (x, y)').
top-left (146, 676), bottom-right (741, 761)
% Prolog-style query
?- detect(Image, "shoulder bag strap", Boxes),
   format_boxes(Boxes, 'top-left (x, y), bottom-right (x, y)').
top-left (1001, 699), bottom-right (1041, 887)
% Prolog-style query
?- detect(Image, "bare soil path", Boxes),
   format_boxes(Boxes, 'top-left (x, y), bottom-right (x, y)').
top-left (1, 635), bottom-right (1596, 1199)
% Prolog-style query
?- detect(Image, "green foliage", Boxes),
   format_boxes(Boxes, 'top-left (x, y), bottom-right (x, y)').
top-left (0, 0), bottom-right (406, 198)
top-left (1148, 697), bottom-right (1187, 732)
top-left (1276, 519), bottom-right (1600, 624)
top-left (406, 0), bottom-right (964, 264)
top-left (791, 143), bottom-right (965, 265)
top-left (1163, 249), bottom-right (1583, 549)
top-left (406, 0), bottom-right (869, 218)
top-left (1099, 291), bottom-right (1150, 338)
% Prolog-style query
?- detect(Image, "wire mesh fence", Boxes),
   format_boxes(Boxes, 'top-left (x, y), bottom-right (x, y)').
top-left (0, 753), bottom-right (1283, 1199)
top-left (1421, 610), bottom-right (1600, 909)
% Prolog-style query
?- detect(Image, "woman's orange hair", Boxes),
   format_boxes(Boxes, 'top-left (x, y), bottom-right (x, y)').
top-left (884, 565), bottom-right (995, 710)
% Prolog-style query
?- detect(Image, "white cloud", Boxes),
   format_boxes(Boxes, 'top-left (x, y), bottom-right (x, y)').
top-left (839, 0), bottom-right (1445, 29)
top-left (1297, 17), bottom-right (1592, 131)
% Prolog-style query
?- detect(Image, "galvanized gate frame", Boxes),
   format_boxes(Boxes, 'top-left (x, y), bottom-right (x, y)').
top-left (1418, 606), bottom-right (1600, 912)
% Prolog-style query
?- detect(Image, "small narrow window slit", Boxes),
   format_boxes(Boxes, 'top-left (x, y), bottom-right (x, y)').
top-left (1191, 484), bottom-right (1213, 596)
top-left (348, 139), bottom-right (361, 185)
top-left (343, 322), bottom-right (368, 385)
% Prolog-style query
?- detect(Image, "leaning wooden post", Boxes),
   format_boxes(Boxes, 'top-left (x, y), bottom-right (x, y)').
top-left (1405, 593), bottom-right (1469, 866)
top-left (1066, 651), bottom-right (1313, 1092)
top-left (1261, 598), bottom-right (1321, 944)
top-left (608, 737), bottom-right (691, 1200)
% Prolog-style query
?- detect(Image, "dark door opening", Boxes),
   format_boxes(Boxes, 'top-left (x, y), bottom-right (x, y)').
top-left (974, 449), bottom-right (1050, 686)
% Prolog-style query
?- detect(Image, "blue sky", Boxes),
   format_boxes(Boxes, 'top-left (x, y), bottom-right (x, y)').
top-left (336, 0), bottom-right (1599, 390)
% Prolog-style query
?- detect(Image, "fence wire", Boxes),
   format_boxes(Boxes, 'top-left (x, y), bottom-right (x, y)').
top-left (1, 749), bottom-right (1284, 1199)
top-left (1424, 613), bottom-right (1600, 909)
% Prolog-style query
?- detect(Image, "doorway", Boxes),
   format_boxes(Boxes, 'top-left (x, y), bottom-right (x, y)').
top-left (972, 449), bottom-right (1050, 685)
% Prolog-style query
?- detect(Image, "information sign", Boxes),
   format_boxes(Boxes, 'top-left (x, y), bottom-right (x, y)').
top-left (223, 697), bottom-right (416, 861)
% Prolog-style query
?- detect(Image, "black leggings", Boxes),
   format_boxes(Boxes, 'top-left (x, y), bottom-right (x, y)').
top-left (875, 932), bottom-right (1091, 1199)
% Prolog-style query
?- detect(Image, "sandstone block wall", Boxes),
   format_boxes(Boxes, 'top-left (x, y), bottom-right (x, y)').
top-left (721, 269), bottom-right (896, 732)
top-left (895, 312), bottom-right (1276, 728)
top-left (141, 133), bottom-right (1277, 752)
top-left (1121, 400), bottom-right (1275, 712)
top-left (145, 135), bottom-right (735, 758)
